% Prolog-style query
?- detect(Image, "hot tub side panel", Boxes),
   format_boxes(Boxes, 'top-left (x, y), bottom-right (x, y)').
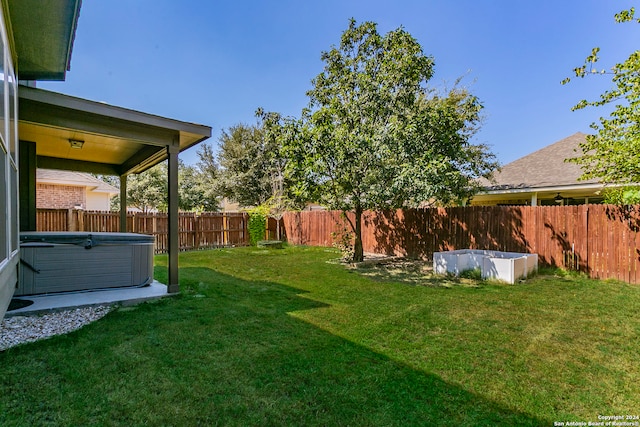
top-left (131, 244), bottom-right (154, 287)
top-left (17, 243), bottom-right (153, 296)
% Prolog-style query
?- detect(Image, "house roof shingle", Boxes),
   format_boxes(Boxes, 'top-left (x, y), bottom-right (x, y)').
top-left (482, 132), bottom-right (599, 190)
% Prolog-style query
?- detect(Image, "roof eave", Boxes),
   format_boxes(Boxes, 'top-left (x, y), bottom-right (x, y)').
top-left (6, 0), bottom-right (82, 81)
top-left (478, 182), bottom-right (607, 196)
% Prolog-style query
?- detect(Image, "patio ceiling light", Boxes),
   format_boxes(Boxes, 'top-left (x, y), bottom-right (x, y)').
top-left (69, 138), bottom-right (84, 149)
top-left (554, 193), bottom-right (563, 203)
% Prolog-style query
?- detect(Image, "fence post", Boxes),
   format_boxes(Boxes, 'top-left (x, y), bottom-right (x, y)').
top-left (195, 214), bottom-right (201, 251)
top-left (67, 208), bottom-right (75, 231)
top-left (223, 214), bottom-right (229, 246)
top-left (584, 205), bottom-right (589, 274)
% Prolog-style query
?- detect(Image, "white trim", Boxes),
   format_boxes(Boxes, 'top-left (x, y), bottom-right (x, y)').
top-left (478, 182), bottom-right (637, 197)
top-left (479, 183), bottom-right (605, 196)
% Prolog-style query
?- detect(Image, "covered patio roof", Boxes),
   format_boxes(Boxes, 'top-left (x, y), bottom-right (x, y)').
top-left (19, 85), bottom-right (212, 293)
top-left (19, 85), bottom-right (211, 175)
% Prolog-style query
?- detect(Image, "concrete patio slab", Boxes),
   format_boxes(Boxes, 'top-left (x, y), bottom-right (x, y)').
top-left (4, 281), bottom-right (174, 317)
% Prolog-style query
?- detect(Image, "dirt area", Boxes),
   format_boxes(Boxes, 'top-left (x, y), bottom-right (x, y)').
top-left (345, 256), bottom-right (483, 288)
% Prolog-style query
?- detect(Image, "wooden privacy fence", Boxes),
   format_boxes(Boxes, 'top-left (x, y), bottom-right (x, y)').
top-left (283, 205), bottom-right (640, 285)
top-left (36, 209), bottom-right (249, 253)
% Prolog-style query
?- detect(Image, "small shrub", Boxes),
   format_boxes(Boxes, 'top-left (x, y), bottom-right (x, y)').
top-left (459, 268), bottom-right (482, 280)
top-left (331, 219), bottom-right (355, 261)
top-left (248, 207), bottom-right (268, 246)
top-left (538, 266), bottom-right (586, 279)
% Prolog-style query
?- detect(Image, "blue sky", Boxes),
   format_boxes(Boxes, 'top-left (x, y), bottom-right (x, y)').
top-left (41, 0), bottom-right (639, 168)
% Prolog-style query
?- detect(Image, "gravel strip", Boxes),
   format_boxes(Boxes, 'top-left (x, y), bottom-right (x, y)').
top-left (0, 305), bottom-right (112, 351)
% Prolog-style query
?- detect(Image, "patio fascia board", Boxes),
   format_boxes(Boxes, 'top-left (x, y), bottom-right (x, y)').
top-left (19, 86), bottom-right (211, 143)
top-left (20, 101), bottom-right (178, 148)
top-left (19, 86), bottom-right (212, 151)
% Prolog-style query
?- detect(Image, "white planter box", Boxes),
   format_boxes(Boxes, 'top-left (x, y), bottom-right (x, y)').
top-left (433, 249), bottom-right (538, 284)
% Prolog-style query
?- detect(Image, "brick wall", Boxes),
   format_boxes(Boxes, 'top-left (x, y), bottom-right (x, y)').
top-left (36, 184), bottom-right (86, 209)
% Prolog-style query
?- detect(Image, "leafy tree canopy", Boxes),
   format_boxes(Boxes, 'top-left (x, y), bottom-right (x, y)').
top-left (118, 164), bottom-right (167, 213)
top-left (262, 19), bottom-right (498, 261)
top-left (214, 122), bottom-right (293, 208)
top-left (214, 124), bottom-right (273, 207)
top-left (603, 185), bottom-right (640, 205)
top-left (104, 160), bottom-right (220, 213)
top-left (563, 7), bottom-right (640, 188)
top-left (178, 162), bottom-right (220, 212)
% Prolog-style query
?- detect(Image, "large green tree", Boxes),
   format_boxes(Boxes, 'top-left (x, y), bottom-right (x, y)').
top-left (264, 20), bottom-right (498, 261)
top-left (563, 7), bottom-right (640, 188)
top-left (214, 123), bottom-right (285, 207)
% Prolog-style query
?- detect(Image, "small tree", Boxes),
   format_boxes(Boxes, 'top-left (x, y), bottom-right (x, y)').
top-left (563, 7), bottom-right (640, 190)
top-left (239, 145), bottom-right (297, 241)
top-left (263, 20), bottom-right (497, 262)
top-left (261, 178), bottom-right (294, 241)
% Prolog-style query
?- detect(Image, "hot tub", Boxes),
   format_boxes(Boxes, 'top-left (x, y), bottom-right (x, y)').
top-left (17, 232), bottom-right (154, 296)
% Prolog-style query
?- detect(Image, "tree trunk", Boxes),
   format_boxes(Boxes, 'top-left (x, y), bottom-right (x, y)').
top-left (353, 207), bottom-right (364, 262)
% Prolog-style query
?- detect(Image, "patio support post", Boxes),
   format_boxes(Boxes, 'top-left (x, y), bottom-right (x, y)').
top-left (19, 141), bottom-right (37, 231)
top-left (120, 174), bottom-right (127, 232)
top-left (167, 141), bottom-right (180, 293)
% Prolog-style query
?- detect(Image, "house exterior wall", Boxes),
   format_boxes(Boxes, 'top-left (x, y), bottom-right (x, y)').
top-left (86, 191), bottom-right (111, 211)
top-left (0, 5), bottom-right (19, 320)
top-left (36, 183), bottom-right (86, 209)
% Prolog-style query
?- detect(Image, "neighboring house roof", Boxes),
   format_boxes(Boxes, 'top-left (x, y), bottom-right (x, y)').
top-left (471, 132), bottom-right (609, 206)
top-left (480, 132), bottom-right (598, 191)
top-left (37, 169), bottom-right (119, 195)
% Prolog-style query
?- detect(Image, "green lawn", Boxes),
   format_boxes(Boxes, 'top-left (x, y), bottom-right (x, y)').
top-left (1, 246), bottom-right (639, 426)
